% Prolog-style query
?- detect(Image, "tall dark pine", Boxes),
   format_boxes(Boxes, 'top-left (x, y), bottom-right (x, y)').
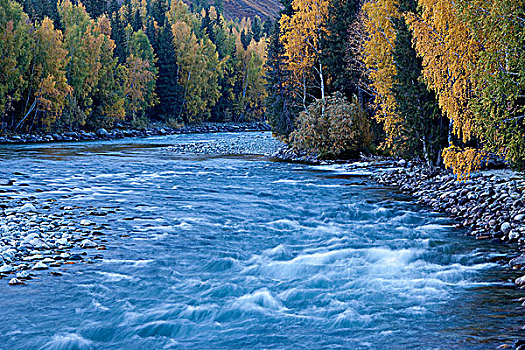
top-left (152, 25), bottom-right (183, 120)
top-left (149, 0), bottom-right (168, 25)
top-left (111, 13), bottom-right (127, 63)
top-left (265, 21), bottom-right (296, 136)
top-left (240, 29), bottom-right (251, 49)
top-left (84, 0), bottom-right (108, 19)
top-left (321, 0), bottom-right (360, 97)
top-left (251, 16), bottom-right (261, 42)
top-left (200, 8), bottom-right (216, 43)
top-left (391, 0), bottom-right (446, 165)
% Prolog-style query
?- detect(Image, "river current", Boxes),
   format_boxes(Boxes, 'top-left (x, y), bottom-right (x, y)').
top-left (0, 132), bottom-right (523, 349)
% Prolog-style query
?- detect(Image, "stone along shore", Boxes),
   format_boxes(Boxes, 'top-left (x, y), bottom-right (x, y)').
top-left (370, 163), bottom-right (525, 280)
top-left (0, 122), bottom-right (271, 144)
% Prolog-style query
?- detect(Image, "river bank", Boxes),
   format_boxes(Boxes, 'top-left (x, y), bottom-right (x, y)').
top-left (0, 121), bottom-right (271, 144)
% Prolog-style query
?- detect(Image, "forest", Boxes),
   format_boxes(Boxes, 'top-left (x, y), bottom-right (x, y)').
top-left (1, 0), bottom-right (524, 175)
top-left (0, 0), bottom-right (270, 130)
top-left (267, 0), bottom-right (525, 175)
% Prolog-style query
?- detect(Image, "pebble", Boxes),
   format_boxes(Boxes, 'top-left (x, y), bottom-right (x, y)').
top-left (8, 278), bottom-right (24, 286)
top-left (18, 203), bottom-right (36, 213)
top-left (0, 264), bottom-right (15, 273)
top-left (16, 271), bottom-right (30, 279)
top-left (0, 122), bottom-right (272, 145)
top-left (80, 239), bottom-right (97, 248)
top-left (32, 262), bottom-right (48, 270)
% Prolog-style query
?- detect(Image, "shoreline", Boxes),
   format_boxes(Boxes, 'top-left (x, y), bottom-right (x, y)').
top-left (0, 122), bottom-right (271, 145)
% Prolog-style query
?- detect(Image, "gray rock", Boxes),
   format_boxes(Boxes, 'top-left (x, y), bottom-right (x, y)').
top-left (96, 128), bottom-right (110, 137)
top-left (32, 262), bottom-right (48, 270)
top-left (516, 275), bottom-right (525, 285)
top-left (28, 238), bottom-right (49, 249)
top-left (18, 203), bottom-right (37, 213)
top-left (80, 239), bottom-right (97, 248)
top-left (0, 264), bottom-right (15, 273)
top-left (515, 214), bottom-right (525, 222)
top-left (80, 220), bottom-right (94, 226)
top-left (510, 254), bottom-right (525, 267)
top-left (8, 278), bottom-right (24, 285)
top-left (16, 271), bottom-right (30, 279)
top-left (56, 238), bottom-right (70, 246)
top-left (501, 222), bottom-right (512, 234)
top-left (509, 230), bottom-right (521, 241)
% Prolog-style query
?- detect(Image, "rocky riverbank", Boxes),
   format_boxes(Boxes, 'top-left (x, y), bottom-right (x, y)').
top-left (365, 161), bottom-right (525, 349)
top-left (167, 132), bottom-right (283, 156)
top-left (0, 180), bottom-right (112, 285)
top-left (369, 162), bottom-right (525, 241)
top-left (0, 122), bottom-right (271, 144)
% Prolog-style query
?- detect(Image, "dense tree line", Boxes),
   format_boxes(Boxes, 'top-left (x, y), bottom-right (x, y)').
top-left (265, 0), bottom-right (525, 173)
top-left (0, 0), bottom-right (269, 132)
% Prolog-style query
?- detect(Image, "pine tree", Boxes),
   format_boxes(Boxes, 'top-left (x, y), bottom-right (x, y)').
top-left (251, 16), bottom-right (261, 42)
top-left (391, 0), bottom-right (445, 165)
top-left (265, 21), bottom-right (297, 136)
top-left (320, 0), bottom-right (360, 96)
top-left (152, 25), bottom-right (183, 119)
top-left (240, 29), bottom-right (251, 50)
top-left (83, 0), bottom-right (107, 19)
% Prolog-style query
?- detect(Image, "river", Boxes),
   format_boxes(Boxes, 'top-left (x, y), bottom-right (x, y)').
top-left (0, 132), bottom-right (523, 349)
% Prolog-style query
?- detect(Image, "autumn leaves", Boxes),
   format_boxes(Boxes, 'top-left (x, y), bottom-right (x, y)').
top-left (272, 0), bottom-right (525, 172)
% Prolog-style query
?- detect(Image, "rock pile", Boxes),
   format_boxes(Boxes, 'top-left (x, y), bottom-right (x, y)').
top-left (0, 122), bottom-right (271, 144)
top-left (0, 194), bottom-right (108, 285)
top-left (168, 132), bottom-right (283, 156)
top-left (373, 166), bottom-right (525, 243)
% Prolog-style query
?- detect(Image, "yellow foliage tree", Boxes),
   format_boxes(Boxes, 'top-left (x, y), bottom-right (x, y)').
top-left (31, 17), bottom-right (72, 127)
top-left (407, 0), bottom-right (485, 177)
top-left (279, 0), bottom-right (329, 110)
top-left (408, 0), bottom-right (480, 143)
top-left (362, 0), bottom-right (403, 151)
top-left (169, 1), bottom-right (220, 123)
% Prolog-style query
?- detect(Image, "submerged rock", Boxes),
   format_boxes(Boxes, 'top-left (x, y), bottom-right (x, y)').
top-left (8, 278), bottom-right (24, 285)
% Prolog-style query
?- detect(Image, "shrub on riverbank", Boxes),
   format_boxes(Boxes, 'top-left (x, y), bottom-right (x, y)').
top-left (291, 93), bottom-right (371, 159)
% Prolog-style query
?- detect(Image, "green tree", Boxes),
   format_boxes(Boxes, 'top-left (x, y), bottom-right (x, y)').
top-left (320, 0), bottom-right (360, 96)
top-left (152, 24), bottom-right (183, 119)
top-left (391, 0), bottom-right (445, 165)
top-left (265, 20), bottom-right (297, 136)
top-left (0, 0), bottom-right (32, 129)
top-left (251, 15), bottom-right (261, 42)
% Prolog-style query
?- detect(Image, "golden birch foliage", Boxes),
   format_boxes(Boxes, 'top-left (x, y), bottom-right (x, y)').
top-left (122, 54), bottom-right (155, 118)
top-left (32, 17), bottom-right (71, 126)
top-left (91, 15), bottom-right (126, 126)
top-left (169, 1), bottom-right (220, 123)
top-left (59, 0), bottom-right (105, 124)
top-left (407, 0), bottom-right (479, 143)
top-left (234, 37), bottom-right (268, 120)
top-left (279, 0), bottom-right (329, 89)
top-left (362, 0), bottom-right (402, 151)
top-left (442, 147), bottom-right (487, 181)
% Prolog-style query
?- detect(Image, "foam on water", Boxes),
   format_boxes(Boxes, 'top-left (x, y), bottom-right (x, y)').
top-left (0, 132), bottom-right (521, 350)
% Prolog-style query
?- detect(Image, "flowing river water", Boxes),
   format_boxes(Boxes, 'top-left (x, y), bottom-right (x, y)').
top-left (0, 132), bottom-right (523, 349)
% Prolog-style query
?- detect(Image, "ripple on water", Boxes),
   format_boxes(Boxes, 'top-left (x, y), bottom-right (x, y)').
top-left (0, 134), bottom-right (520, 350)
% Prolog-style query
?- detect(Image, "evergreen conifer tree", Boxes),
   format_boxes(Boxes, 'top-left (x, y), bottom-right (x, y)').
top-left (152, 25), bottom-right (183, 119)
top-left (391, 0), bottom-right (446, 165)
